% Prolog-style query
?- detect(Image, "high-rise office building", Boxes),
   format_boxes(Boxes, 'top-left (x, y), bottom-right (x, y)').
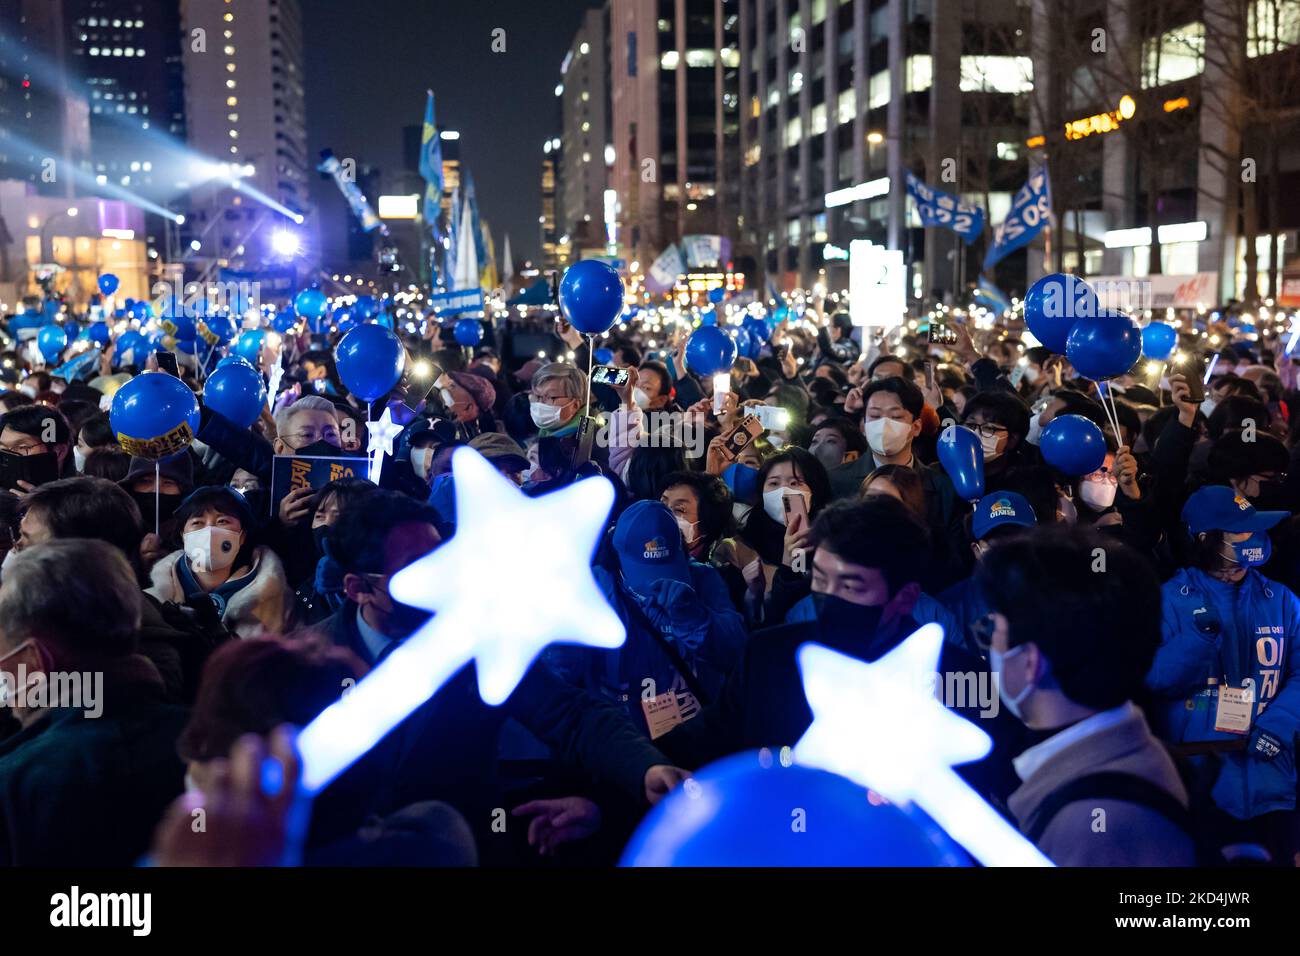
top-left (737, 0), bottom-right (1032, 297)
top-left (559, 6), bottom-right (612, 259)
top-left (66, 0), bottom-right (186, 194)
top-left (609, 0), bottom-right (742, 271)
top-left (0, 0), bottom-right (93, 197)
top-left (180, 0), bottom-right (311, 266)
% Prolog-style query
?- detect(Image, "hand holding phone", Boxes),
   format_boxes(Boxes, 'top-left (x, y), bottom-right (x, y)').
top-left (718, 415), bottom-right (763, 461)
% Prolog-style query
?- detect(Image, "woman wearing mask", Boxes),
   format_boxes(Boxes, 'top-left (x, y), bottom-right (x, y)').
top-left (1064, 440), bottom-right (1158, 554)
top-left (294, 477), bottom-right (377, 625)
top-left (1148, 486), bottom-right (1300, 864)
top-left (959, 392), bottom-right (1038, 491)
top-left (120, 453), bottom-right (194, 568)
top-left (147, 486), bottom-right (293, 639)
top-left (718, 448), bottom-right (830, 622)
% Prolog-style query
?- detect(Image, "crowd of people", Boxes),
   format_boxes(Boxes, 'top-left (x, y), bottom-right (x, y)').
top-left (0, 295), bottom-right (1297, 869)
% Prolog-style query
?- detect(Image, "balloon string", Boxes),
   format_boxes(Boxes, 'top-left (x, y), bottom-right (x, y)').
top-left (1099, 381), bottom-right (1123, 449)
top-left (585, 335), bottom-right (594, 418)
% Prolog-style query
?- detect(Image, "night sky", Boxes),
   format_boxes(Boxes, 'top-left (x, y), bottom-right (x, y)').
top-left (304, 0), bottom-right (601, 270)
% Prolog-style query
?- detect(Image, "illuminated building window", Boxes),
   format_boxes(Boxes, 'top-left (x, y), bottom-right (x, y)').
top-left (1142, 22), bottom-right (1204, 88)
top-left (837, 88), bottom-right (856, 125)
top-left (959, 56), bottom-right (1033, 93)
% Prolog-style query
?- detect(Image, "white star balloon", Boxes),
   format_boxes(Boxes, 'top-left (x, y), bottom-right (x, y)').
top-left (296, 447), bottom-right (625, 793)
top-left (794, 624), bottom-right (1054, 867)
top-left (365, 406), bottom-right (405, 484)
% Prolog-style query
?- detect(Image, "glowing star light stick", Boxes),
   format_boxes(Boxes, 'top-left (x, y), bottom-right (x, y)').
top-left (793, 624), bottom-right (1054, 867)
top-left (295, 448), bottom-right (625, 793)
top-left (364, 405), bottom-right (404, 485)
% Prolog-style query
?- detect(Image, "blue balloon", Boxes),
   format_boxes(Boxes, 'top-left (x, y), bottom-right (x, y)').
top-left (699, 308), bottom-right (718, 327)
top-left (85, 321), bottom-right (111, 346)
top-left (162, 310), bottom-right (196, 343)
top-left (1023, 273), bottom-right (1099, 353)
top-left (231, 329), bottom-right (266, 364)
top-left (353, 295), bottom-right (379, 320)
top-left (684, 325), bottom-right (738, 377)
top-left (743, 314), bottom-right (771, 342)
top-left (453, 318), bottom-right (483, 347)
top-left (175, 338), bottom-right (198, 355)
top-left (114, 330), bottom-right (147, 367)
top-left (110, 372), bottom-right (201, 459)
top-left (1140, 322), bottom-right (1178, 361)
top-left (1065, 311), bottom-right (1143, 381)
top-left (270, 310), bottom-right (297, 334)
top-left (621, 751), bottom-right (969, 867)
top-left (204, 359), bottom-right (267, 428)
top-left (62, 321), bottom-right (80, 340)
top-left (197, 314), bottom-right (237, 351)
top-left (295, 288), bottom-right (329, 321)
top-left (37, 324), bottom-right (67, 363)
top-left (98, 273), bottom-right (120, 297)
top-left (335, 323), bottom-right (405, 401)
top-left (558, 259), bottom-right (624, 335)
top-left (336, 316), bottom-right (357, 336)
top-left (733, 325), bottom-right (759, 361)
top-left (708, 286), bottom-right (727, 305)
top-left (593, 348), bottom-right (614, 365)
top-left (937, 424), bottom-right (985, 501)
top-left (1039, 414), bottom-right (1107, 477)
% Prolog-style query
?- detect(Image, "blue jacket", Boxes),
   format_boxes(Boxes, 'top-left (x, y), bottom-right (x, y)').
top-left (548, 563), bottom-right (748, 739)
top-left (1148, 567), bottom-right (1300, 818)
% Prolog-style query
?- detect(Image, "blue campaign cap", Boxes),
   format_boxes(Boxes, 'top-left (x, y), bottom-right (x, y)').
top-left (721, 462), bottom-right (759, 503)
top-left (972, 491), bottom-right (1037, 540)
top-left (612, 500), bottom-right (692, 594)
top-left (1182, 485), bottom-right (1289, 536)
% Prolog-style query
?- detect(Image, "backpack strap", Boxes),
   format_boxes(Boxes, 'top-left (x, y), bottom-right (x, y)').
top-left (1023, 771), bottom-right (1193, 844)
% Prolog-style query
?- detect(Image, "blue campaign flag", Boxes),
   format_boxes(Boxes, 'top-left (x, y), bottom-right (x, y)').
top-left (983, 164), bottom-right (1053, 272)
top-left (973, 274), bottom-right (1013, 316)
top-left (419, 92), bottom-right (445, 227)
top-left (429, 288), bottom-right (485, 317)
top-left (905, 173), bottom-right (985, 244)
top-left (465, 170), bottom-right (488, 272)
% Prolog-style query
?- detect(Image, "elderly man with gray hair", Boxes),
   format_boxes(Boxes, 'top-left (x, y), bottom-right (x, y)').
top-left (0, 539), bottom-right (188, 865)
top-left (528, 363), bottom-right (586, 437)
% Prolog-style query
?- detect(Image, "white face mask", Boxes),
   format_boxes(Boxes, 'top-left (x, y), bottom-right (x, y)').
top-left (410, 447), bottom-right (433, 481)
top-left (73, 446), bottom-right (87, 473)
top-left (1199, 397), bottom-right (1217, 418)
top-left (762, 486), bottom-right (810, 524)
top-left (530, 401), bottom-right (565, 430)
top-left (676, 515), bottom-right (699, 546)
top-left (978, 432), bottom-right (1004, 462)
top-left (1022, 365), bottom-right (1041, 385)
top-left (0, 547), bottom-right (17, 580)
top-left (1078, 480), bottom-right (1117, 512)
top-left (632, 387), bottom-right (652, 409)
top-left (989, 644), bottom-right (1033, 720)
top-left (183, 527), bottom-right (242, 573)
top-left (863, 417), bottom-right (912, 458)
top-left (1026, 415), bottom-right (1044, 446)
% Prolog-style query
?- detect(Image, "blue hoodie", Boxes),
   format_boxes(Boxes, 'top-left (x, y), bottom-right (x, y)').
top-left (547, 563), bottom-right (747, 739)
top-left (1148, 566), bottom-right (1300, 819)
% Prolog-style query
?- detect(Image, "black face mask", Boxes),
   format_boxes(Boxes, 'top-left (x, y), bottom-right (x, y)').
top-left (312, 524), bottom-right (330, 557)
top-left (811, 592), bottom-right (884, 638)
top-left (132, 491), bottom-right (183, 529)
